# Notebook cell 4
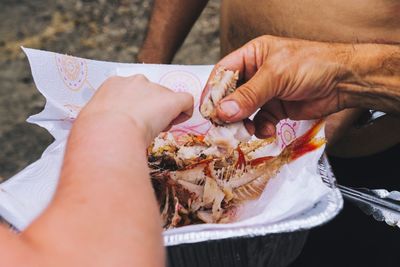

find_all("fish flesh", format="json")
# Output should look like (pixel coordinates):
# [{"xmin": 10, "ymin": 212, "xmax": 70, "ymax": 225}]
[
  {"xmin": 200, "ymin": 67, "xmax": 251, "ymax": 152},
  {"xmin": 149, "ymin": 120, "xmax": 325, "ymax": 229},
  {"xmin": 149, "ymin": 67, "xmax": 325, "ymax": 229},
  {"xmin": 200, "ymin": 67, "xmax": 239, "ymax": 125}
]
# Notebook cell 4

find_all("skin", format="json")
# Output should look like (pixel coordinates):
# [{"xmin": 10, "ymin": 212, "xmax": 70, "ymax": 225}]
[
  {"xmin": 0, "ymin": 75, "xmax": 193, "ymax": 267},
  {"xmin": 138, "ymin": 0, "xmax": 400, "ymax": 156},
  {"xmin": 138, "ymin": 0, "xmax": 209, "ymax": 64},
  {"xmin": 220, "ymin": 0, "xmax": 400, "ymax": 54},
  {"xmin": 219, "ymin": 0, "xmax": 400, "ymax": 151},
  {"xmin": 201, "ymin": 36, "xmax": 400, "ymax": 137}
]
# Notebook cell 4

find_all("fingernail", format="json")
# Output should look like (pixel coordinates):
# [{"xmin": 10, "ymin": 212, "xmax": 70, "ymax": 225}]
[{"xmin": 220, "ymin": 101, "xmax": 240, "ymax": 117}]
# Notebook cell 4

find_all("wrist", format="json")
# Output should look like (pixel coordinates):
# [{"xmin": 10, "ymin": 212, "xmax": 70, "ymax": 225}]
[{"xmin": 336, "ymin": 43, "xmax": 400, "ymax": 113}]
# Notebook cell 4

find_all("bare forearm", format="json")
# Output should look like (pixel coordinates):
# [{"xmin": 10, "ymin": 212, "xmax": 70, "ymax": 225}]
[
  {"xmin": 138, "ymin": 0, "xmax": 209, "ymax": 63},
  {"xmin": 339, "ymin": 44, "xmax": 400, "ymax": 114},
  {"xmin": 0, "ymin": 73, "xmax": 192, "ymax": 266},
  {"xmin": 22, "ymin": 113, "xmax": 164, "ymax": 267}
]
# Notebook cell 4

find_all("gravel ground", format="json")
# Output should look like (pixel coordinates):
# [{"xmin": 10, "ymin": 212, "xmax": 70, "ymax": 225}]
[{"xmin": 0, "ymin": 0, "xmax": 220, "ymax": 180}]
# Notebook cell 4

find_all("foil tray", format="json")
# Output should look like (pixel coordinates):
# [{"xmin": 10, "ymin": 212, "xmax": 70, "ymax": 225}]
[
  {"xmin": 163, "ymin": 154, "xmax": 343, "ymax": 246},
  {"xmin": 165, "ymin": 154, "xmax": 342, "ymax": 267},
  {"xmin": 167, "ymin": 231, "xmax": 309, "ymax": 267},
  {"xmin": 0, "ymin": 154, "xmax": 342, "ymax": 241},
  {"xmin": 0, "ymin": 154, "xmax": 342, "ymax": 267}
]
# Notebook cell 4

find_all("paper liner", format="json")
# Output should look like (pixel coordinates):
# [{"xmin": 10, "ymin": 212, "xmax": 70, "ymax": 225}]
[{"xmin": 0, "ymin": 48, "xmax": 343, "ymax": 246}]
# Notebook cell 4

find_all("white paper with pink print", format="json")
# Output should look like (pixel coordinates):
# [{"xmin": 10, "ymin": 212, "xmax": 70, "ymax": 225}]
[{"xmin": 0, "ymin": 48, "xmax": 342, "ymax": 245}]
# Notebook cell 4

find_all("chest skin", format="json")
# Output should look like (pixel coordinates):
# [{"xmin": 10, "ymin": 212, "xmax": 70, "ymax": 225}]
[{"xmin": 220, "ymin": 0, "xmax": 400, "ymax": 55}]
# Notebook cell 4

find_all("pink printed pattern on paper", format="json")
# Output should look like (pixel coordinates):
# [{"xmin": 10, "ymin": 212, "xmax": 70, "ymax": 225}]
[
  {"xmin": 277, "ymin": 119, "xmax": 298, "ymax": 148},
  {"xmin": 159, "ymin": 70, "xmax": 202, "ymax": 107},
  {"xmin": 170, "ymin": 121, "xmax": 211, "ymax": 138},
  {"xmin": 56, "ymin": 54, "xmax": 88, "ymax": 91}
]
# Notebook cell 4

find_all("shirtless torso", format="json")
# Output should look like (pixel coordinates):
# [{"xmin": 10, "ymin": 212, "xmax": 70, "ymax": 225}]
[
  {"xmin": 139, "ymin": 0, "xmax": 400, "ymax": 157},
  {"xmin": 136, "ymin": 1, "xmax": 399, "ymax": 265},
  {"xmin": 221, "ymin": 0, "xmax": 400, "ymax": 54},
  {"xmin": 219, "ymin": 0, "xmax": 400, "ymax": 156}
]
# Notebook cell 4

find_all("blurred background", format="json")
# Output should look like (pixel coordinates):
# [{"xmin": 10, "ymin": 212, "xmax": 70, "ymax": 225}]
[{"xmin": 0, "ymin": 0, "xmax": 220, "ymax": 180}]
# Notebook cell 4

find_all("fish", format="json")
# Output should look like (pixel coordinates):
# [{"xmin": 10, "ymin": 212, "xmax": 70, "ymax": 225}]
[
  {"xmin": 149, "ymin": 119, "xmax": 325, "ymax": 229},
  {"xmin": 200, "ymin": 67, "xmax": 251, "ymax": 152},
  {"xmin": 200, "ymin": 67, "xmax": 239, "ymax": 125}
]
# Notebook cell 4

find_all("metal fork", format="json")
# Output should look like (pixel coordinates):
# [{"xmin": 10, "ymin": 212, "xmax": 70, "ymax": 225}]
[{"xmin": 319, "ymin": 155, "xmax": 400, "ymax": 227}]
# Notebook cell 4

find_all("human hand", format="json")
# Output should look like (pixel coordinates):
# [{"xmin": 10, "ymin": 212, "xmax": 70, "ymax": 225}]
[
  {"xmin": 81, "ymin": 75, "xmax": 193, "ymax": 144},
  {"xmin": 201, "ymin": 35, "xmax": 353, "ymax": 138}
]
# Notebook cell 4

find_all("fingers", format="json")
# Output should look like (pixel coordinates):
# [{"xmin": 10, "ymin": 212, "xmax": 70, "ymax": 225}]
[
  {"xmin": 131, "ymin": 79, "xmax": 194, "ymax": 136},
  {"xmin": 90, "ymin": 74, "xmax": 195, "ymax": 142},
  {"xmin": 200, "ymin": 39, "xmax": 263, "ymax": 108},
  {"xmin": 216, "ymin": 67, "xmax": 276, "ymax": 122},
  {"xmin": 253, "ymin": 110, "xmax": 277, "ymax": 139},
  {"xmin": 169, "ymin": 112, "xmax": 192, "ymax": 126},
  {"xmin": 169, "ymin": 92, "xmax": 194, "ymax": 125},
  {"xmin": 159, "ymin": 91, "xmax": 194, "ymax": 128},
  {"xmin": 261, "ymin": 99, "xmax": 288, "ymax": 123},
  {"xmin": 175, "ymin": 92, "xmax": 194, "ymax": 117},
  {"xmin": 146, "ymin": 91, "xmax": 193, "ymax": 138},
  {"xmin": 217, "ymin": 43, "xmax": 261, "ymax": 79},
  {"xmin": 252, "ymin": 100, "xmax": 289, "ymax": 138},
  {"xmin": 243, "ymin": 118, "xmax": 256, "ymax": 136}
]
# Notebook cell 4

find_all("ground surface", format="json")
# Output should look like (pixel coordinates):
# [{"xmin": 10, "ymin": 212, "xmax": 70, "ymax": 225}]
[{"xmin": 0, "ymin": 0, "xmax": 220, "ymax": 180}]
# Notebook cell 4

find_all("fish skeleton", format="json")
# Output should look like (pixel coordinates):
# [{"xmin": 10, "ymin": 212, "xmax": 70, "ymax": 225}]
[{"xmin": 149, "ymin": 120, "xmax": 325, "ymax": 229}]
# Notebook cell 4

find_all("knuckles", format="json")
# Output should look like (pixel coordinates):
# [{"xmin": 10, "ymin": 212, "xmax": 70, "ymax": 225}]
[
  {"xmin": 129, "ymin": 74, "xmax": 149, "ymax": 82},
  {"xmin": 105, "ymin": 74, "xmax": 150, "ymax": 85}
]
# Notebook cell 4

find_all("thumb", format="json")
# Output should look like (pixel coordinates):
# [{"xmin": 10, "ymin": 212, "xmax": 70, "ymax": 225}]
[
  {"xmin": 171, "ymin": 92, "xmax": 194, "ymax": 120},
  {"xmin": 216, "ymin": 68, "xmax": 276, "ymax": 122}
]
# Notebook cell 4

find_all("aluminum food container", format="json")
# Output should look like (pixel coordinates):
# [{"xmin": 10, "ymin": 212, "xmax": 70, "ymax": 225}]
[
  {"xmin": 164, "ymin": 154, "xmax": 342, "ymax": 267},
  {"xmin": 0, "ymin": 155, "xmax": 341, "ymax": 267}
]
